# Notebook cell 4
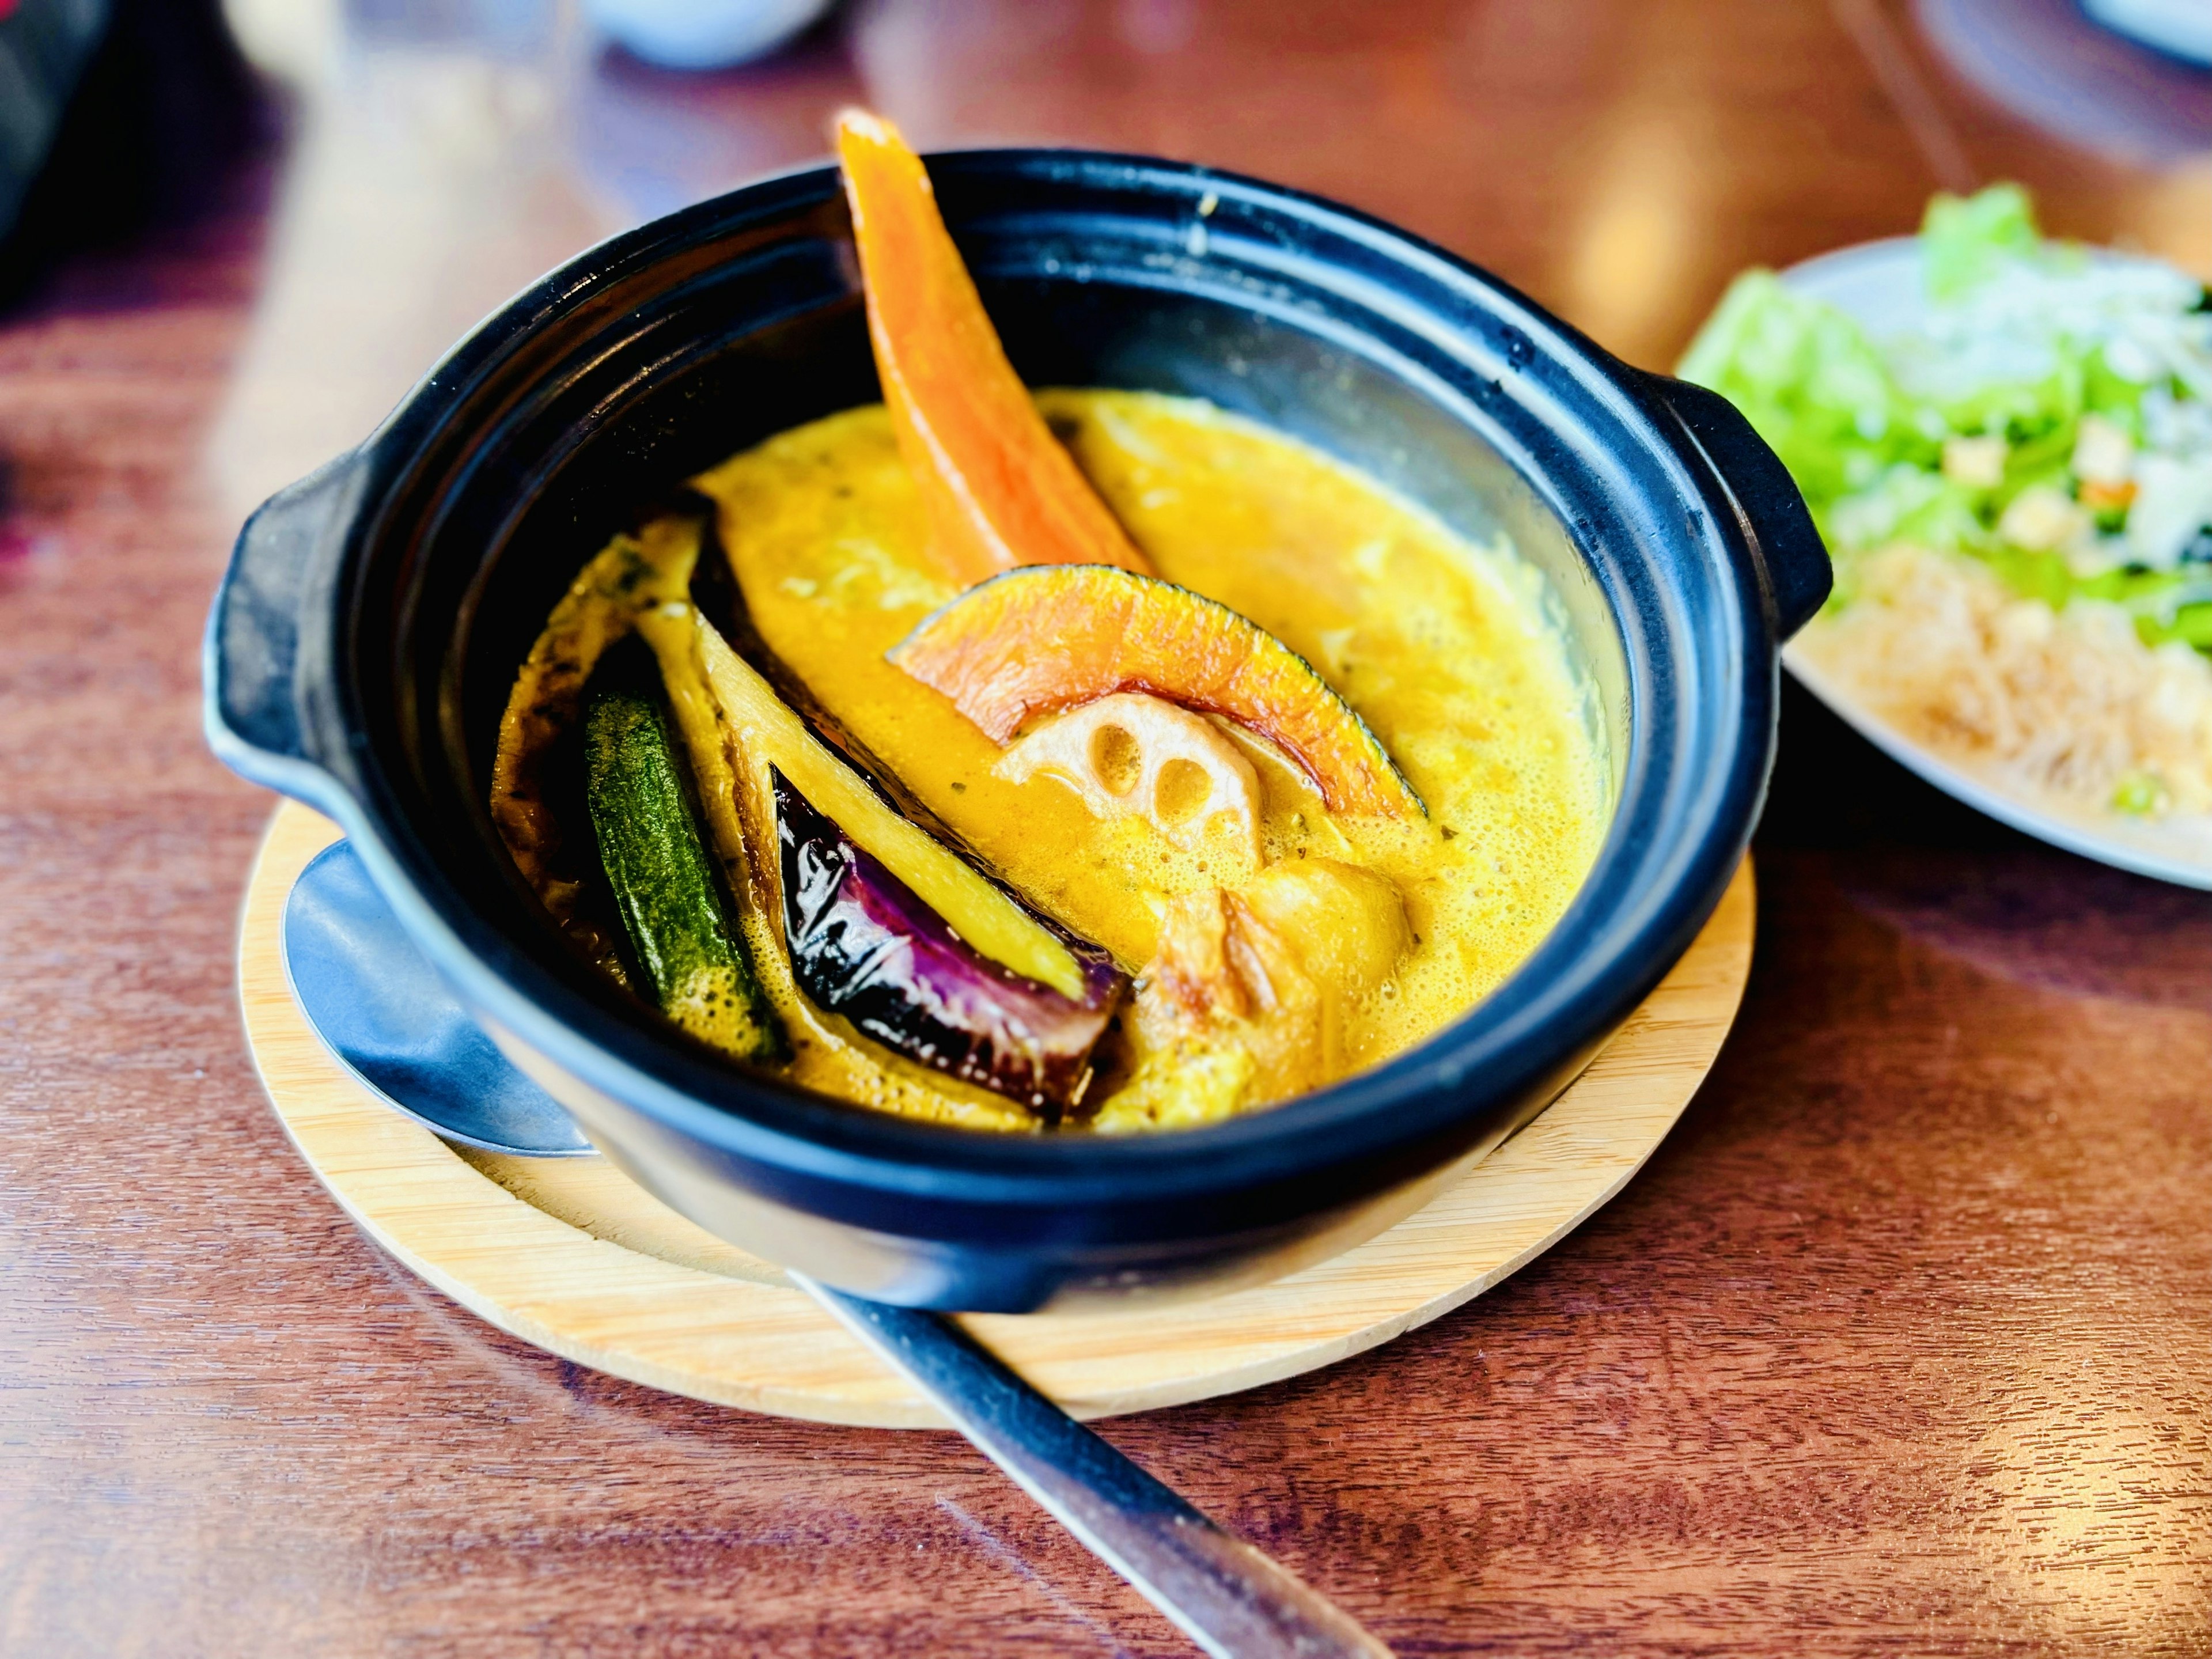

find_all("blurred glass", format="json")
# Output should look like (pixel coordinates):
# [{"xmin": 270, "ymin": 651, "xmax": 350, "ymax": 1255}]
[
  {"xmin": 1918, "ymin": 0, "xmax": 2212, "ymax": 167},
  {"xmin": 210, "ymin": 0, "xmax": 858, "ymax": 518},
  {"xmin": 579, "ymin": 0, "xmax": 832, "ymax": 70},
  {"xmin": 2084, "ymin": 0, "xmax": 2212, "ymax": 66}
]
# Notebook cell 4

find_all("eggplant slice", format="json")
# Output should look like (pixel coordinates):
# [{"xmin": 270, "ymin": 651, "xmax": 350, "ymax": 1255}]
[{"xmin": 772, "ymin": 768, "xmax": 1125, "ymax": 1117}]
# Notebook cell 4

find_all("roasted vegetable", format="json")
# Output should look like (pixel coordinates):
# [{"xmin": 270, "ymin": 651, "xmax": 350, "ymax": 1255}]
[
  {"xmin": 585, "ymin": 668, "xmax": 784, "ymax": 1062},
  {"xmin": 834, "ymin": 108, "xmax": 1153, "ymax": 586},
  {"xmin": 638, "ymin": 600, "xmax": 1093, "ymax": 999},
  {"xmin": 490, "ymin": 517, "xmax": 701, "ymax": 975},
  {"xmin": 774, "ymin": 768, "xmax": 1123, "ymax": 1115},
  {"xmin": 889, "ymin": 563, "xmax": 1425, "ymax": 819}
]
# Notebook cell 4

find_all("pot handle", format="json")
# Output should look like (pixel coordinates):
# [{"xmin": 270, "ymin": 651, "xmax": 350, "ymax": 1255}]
[
  {"xmin": 201, "ymin": 449, "xmax": 370, "ymax": 816},
  {"xmin": 1647, "ymin": 374, "xmax": 1831, "ymax": 639}
]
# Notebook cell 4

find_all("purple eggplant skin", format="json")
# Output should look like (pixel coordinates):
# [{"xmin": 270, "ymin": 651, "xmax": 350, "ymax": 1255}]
[{"xmin": 772, "ymin": 769, "xmax": 1126, "ymax": 1117}]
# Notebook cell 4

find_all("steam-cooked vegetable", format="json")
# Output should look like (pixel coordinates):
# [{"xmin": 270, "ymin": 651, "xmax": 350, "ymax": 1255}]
[
  {"xmin": 834, "ymin": 108, "xmax": 1153, "ymax": 586},
  {"xmin": 993, "ymin": 692, "xmax": 1265, "ymax": 872},
  {"xmin": 774, "ymin": 769, "xmax": 1123, "ymax": 1114},
  {"xmin": 585, "ymin": 671, "xmax": 783, "ymax": 1062}
]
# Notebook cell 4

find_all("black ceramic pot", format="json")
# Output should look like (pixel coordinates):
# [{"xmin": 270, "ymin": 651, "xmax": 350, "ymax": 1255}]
[{"xmin": 206, "ymin": 150, "xmax": 1825, "ymax": 1312}]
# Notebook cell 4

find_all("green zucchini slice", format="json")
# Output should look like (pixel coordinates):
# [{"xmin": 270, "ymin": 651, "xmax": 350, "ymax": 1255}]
[{"xmin": 585, "ymin": 677, "xmax": 785, "ymax": 1063}]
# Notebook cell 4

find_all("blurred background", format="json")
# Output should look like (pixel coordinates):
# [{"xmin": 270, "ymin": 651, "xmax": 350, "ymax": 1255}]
[{"xmin": 1, "ymin": 0, "xmax": 2206, "ymax": 532}]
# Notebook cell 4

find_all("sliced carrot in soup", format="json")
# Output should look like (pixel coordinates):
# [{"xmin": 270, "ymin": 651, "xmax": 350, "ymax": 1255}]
[
  {"xmin": 834, "ymin": 109, "xmax": 1153, "ymax": 586},
  {"xmin": 888, "ymin": 565, "xmax": 1424, "ymax": 820}
]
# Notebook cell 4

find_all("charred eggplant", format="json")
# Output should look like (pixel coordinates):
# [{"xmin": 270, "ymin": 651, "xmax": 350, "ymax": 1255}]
[{"xmin": 773, "ymin": 768, "xmax": 1124, "ymax": 1115}]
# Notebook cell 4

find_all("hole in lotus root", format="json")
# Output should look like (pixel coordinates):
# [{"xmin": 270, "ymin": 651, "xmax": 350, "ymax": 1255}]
[
  {"xmin": 1154, "ymin": 758, "xmax": 1213, "ymax": 824},
  {"xmin": 1091, "ymin": 724, "xmax": 1143, "ymax": 796},
  {"xmin": 995, "ymin": 693, "xmax": 1264, "ymax": 872}
]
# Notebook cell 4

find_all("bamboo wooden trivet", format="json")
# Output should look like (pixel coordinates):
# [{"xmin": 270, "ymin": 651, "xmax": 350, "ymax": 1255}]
[{"xmin": 238, "ymin": 800, "xmax": 1752, "ymax": 1427}]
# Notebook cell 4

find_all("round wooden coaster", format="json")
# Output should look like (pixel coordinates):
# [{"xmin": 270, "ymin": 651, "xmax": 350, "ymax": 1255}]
[{"xmin": 238, "ymin": 800, "xmax": 1753, "ymax": 1428}]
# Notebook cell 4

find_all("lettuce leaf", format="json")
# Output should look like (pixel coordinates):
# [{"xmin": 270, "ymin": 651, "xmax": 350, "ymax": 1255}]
[
  {"xmin": 1921, "ymin": 182, "xmax": 2038, "ymax": 302},
  {"xmin": 1676, "ymin": 270, "xmax": 1929, "ymax": 520}
]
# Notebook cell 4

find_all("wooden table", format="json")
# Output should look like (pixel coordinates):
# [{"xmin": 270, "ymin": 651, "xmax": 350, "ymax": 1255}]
[{"xmin": 2, "ymin": 3, "xmax": 2205, "ymax": 1652}]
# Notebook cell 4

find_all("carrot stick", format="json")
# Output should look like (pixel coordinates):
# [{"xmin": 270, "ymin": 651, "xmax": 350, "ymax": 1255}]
[{"xmin": 834, "ymin": 108, "xmax": 1153, "ymax": 586}]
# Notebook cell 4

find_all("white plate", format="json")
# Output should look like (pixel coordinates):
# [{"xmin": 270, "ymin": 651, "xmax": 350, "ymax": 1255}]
[{"xmin": 1777, "ymin": 238, "xmax": 2212, "ymax": 890}]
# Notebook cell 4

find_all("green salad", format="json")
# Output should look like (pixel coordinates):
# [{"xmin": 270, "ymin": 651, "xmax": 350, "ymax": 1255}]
[{"xmin": 1680, "ymin": 185, "xmax": 2212, "ymax": 648}]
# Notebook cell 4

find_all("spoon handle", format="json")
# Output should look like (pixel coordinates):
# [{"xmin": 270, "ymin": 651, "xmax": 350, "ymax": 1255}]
[{"xmin": 795, "ymin": 1275, "xmax": 1393, "ymax": 1659}]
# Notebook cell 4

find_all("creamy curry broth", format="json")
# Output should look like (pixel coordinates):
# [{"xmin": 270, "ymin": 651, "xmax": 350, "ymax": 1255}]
[{"xmin": 664, "ymin": 389, "xmax": 1608, "ymax": 1127}]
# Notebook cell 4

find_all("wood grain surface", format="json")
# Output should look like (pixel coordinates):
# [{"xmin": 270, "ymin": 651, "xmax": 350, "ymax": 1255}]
[
  {"xmin": 2, "ymin": 2, "xmax": 2207, "ymax": 1654},
  {"xmin": 238, "ymin": 802, "xmax": 1753, "ymax": 1427}
]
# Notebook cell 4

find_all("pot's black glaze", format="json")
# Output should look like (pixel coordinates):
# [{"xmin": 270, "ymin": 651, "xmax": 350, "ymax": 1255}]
[{"xmin": 206, "ymin": 150, "xmax": 1825, "ymax": 1311}]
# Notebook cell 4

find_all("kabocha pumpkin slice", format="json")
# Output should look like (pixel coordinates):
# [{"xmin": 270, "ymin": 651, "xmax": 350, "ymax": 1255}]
[
  {"xmin": 585, "ymin": 661, "xmax": 785, "ymax": 1063},
  {"xmin": 889, "ymin": 565, "xmax": 1426, "ymax": 819},
  {"xmin": 835, "ymin": 108, "xmax": 1153, "ymax": 586},
  {"xmin": 774, "ymin": 770, "xmax": 1123, "ymax": 1115}
]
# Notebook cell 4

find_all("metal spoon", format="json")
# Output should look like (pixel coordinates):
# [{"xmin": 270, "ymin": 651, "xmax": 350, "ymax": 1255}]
[
  {"xmin": 282, "ymin": 840, "xmax": 593, "ymax": 1157},
  {"xmin": 281, "ymin": 839, "xmax": 1392, "ymax": 1658}
]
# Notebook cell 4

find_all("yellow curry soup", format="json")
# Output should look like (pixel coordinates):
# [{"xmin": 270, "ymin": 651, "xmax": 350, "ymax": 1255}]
[{"xmin": 683, "ymin": 389, "xmax": 1607, "ymax": 1127}]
